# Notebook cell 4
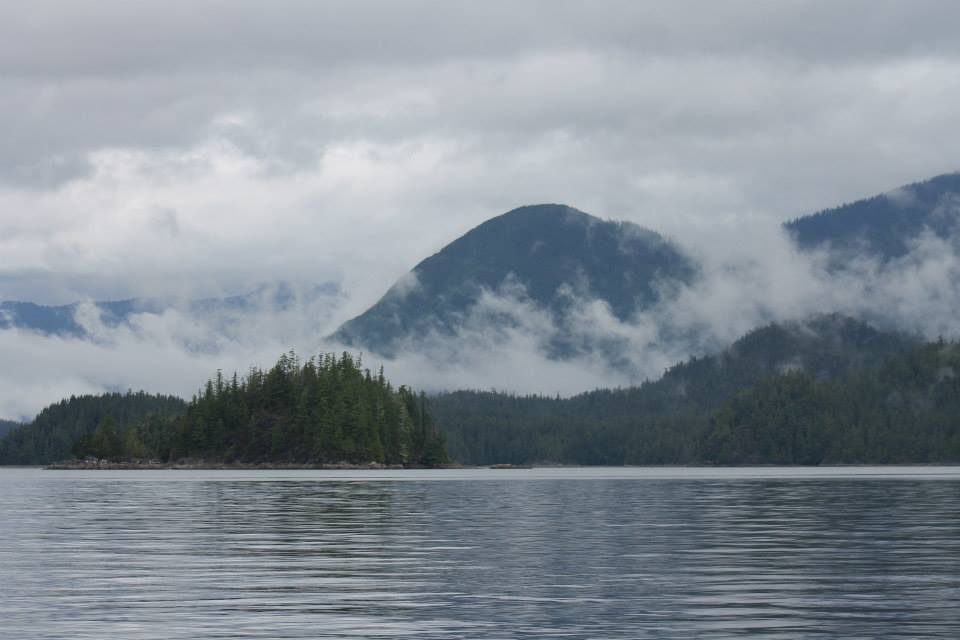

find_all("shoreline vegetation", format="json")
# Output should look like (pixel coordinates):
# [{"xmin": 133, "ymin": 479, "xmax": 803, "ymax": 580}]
[
  {"xmin": 39, "ymin": 460, "xmax": 958, "ymax": 470},
  {"xmin": 4, "ymin": 320, "xmax": 960, "ymax": 469},
  {"xmin": 44, "ymin": 458, "xmax": 456, "ymax": 470},
  {"xmin": 1, "ymin": 352, "xmax": 450, "ymax": 469}
]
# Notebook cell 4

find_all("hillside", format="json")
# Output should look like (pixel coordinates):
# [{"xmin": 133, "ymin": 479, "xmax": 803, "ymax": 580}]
[
  {"xmin": 331, "ymin": 204, "xmax": 696, "ymax": 356},
  {"xmin": 705, "ymin": 339, "xmax": 960, "ymax": 464},
  {"xmin": 429, "ymin": 315, "xmax": 919, "ymax": 464},
  {"xmin": 785, "ymin": 172, "xmax": 960, "ymax": 262}
]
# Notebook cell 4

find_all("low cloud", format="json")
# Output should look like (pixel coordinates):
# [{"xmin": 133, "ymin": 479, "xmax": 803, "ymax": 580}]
[
  {"xmin": 3, "ymin": 219, "xmax": 960, "ymax": 420},
  {"xmin": 5, "ymin": 2, "xmax": 960, "ymax": 417}
]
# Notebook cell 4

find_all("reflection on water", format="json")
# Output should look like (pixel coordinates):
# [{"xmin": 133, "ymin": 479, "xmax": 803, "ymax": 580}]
[{"xmin": 1, "ymin": 467, "xmax": 959, "ymax": 639}]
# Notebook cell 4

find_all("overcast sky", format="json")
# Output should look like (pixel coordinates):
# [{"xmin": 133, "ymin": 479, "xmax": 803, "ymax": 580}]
[
  {"xmin": 4, "ymin": 2, "xmax": 960, "ymax": 418},
  {"xmin": 2, "ymin": 0, "xmax": 960, "ymax": 311}
]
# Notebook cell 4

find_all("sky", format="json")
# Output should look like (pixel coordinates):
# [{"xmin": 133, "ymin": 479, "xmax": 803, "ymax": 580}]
[{"xmin": 2, "ymin": 1, "xmax": 960, "ymax": 418}]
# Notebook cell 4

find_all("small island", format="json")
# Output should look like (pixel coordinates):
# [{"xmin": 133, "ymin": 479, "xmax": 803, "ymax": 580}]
[{"xmin": 1, "ymin": 352, "xmax": 448, "ymax": 469}]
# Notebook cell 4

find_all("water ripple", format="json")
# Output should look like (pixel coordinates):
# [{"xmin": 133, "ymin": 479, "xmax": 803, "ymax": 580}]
[{"xmin": 1, "ymin": 468, "xmax": 959, "ymax": 638}]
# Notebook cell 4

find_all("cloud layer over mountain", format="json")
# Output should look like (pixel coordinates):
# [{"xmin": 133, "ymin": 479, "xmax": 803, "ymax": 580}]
[
  {"xmin": 4, "ymin": 2, "xmax": 960, "ymax": 418},
  {"xmin": 4, "ymin": 2, "xmax": 960, "ymax": 305},
  {"xmin": 3, "ymin": 190, "xmax": 960, "ymax": 421}
]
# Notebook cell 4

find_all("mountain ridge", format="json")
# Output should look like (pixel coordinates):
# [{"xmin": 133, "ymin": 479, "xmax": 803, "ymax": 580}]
[
  {"xmin": 430, "ymin": 313, "xmax": 921, "ymax": 465},
  {"xmin": 333, "ymin": 171, "xmax": 960, "ymax": 359},
  {"xmin": 785, "ymin": 171, "xmax": 960, "ymax": 262},
  {"xmin": 0, "ymin": 282, "xmax": 342, "ymax": 338},
  {"xmin": 331, "ymin": 203, "xmax": 697, "ymax": 355}
]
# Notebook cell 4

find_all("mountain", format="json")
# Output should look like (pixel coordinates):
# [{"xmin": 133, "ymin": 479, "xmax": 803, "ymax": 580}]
[
  {"xmin": 786, "ymin": 172, "xmax": 960, "ymax": 262},
  {"xmin": 0, "ymin": 298, "xmax": 161, "ymax": 337},
  {"xmin": 0, "ymin": 282, "xmax": 342, "ymax": 339},
  {"xmin": 429, "ymin": 314, "xmax": 919, "ymax": 465},
  {"xmin": 332, "ymin": 204, "xmax": 696, "ymax": 356},
  {"xmin": 335, "ymin": 174, "xmax": 960, "ymax": 360}
]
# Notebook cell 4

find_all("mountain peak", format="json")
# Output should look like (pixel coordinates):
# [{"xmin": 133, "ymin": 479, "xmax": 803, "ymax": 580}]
[{"xmin": 331, "ymin": 204, "xmax": 695, "ymax": 356}]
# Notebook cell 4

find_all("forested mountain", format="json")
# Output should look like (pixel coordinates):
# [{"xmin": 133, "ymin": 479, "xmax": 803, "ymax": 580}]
[
  {"xmin": 0, "ymin": 281, "xmax": 341, "ymax": 338},
  {"xmin": 334, "ymin": 174, "xmax": 960, "ymax": 359},
  {"xmin": 429, "ymin": 315, "xmax": 921, "ymax": 465},
  {"xmin": 332, "ymin": 204, "xmax": 695, "ymax": 356},
  {"xmin": 785, "ymin": 172, "xmax": 960, "ymax": 262},
  {"xmin": 6, "ymin": 173, "xmax": 958, "ymax": 361},
  {"xmin": 0, "ymin": 392, "xmax": 187, "ymax": 465}
]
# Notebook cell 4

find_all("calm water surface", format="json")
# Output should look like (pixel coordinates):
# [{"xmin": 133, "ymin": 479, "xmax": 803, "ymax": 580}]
[{"xmin": 1, "ymin": 466, "xmax": 959, "ymax": 639}]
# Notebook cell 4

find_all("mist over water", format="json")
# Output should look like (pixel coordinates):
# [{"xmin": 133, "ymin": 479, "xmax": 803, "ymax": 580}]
[{"xmin": 2, "ymin": 467, "xmax": 959, "ymax": 639}]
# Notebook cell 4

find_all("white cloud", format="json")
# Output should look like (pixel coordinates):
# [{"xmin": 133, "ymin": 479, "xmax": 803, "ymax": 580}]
[{"xmin": 4, "ymin": 2, "xmax": 960, "ymax": 416}]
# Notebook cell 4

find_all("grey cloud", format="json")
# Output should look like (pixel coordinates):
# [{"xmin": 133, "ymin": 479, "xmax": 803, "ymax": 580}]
[
  {"xmin": 3, "ymin": 215, "xmax": 960, "ymax": 420},
  {"xmin": 4, "ymin": 1, "xmax": 960, "ymax": 77},
  {"xmin": 4, "ymin": 2, "xmax": 960, "ymax": 415}
]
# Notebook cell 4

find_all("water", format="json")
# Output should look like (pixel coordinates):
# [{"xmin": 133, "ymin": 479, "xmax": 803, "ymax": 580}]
[{"xmin": 1, "ymin": 467, "xmax": 959, "ymax": 639}]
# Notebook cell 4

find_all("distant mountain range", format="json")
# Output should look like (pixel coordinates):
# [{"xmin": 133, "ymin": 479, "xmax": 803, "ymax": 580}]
[
  {"xmin": 0, "ymin": 282, "xmax": 342, "ymax": 339},
  {"xmin": 3, "ymin": 172, "xmax": 959, "ymax": 365},
  {"xmin": 5, "ymin": 172, "xmax": 959, "ymax": 464},
  {"xmin": 333, "ymin": 172, "xmax": 960, "ymax": 356}
]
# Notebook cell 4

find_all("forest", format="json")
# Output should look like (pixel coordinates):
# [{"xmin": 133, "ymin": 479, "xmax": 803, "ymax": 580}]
[
  {"xmin": 152, "ymin": 351, "xmax": 448, "ymax": 465},
  {"xmin": 430, "ymin": 316, "xmax": 960, "ymax": 465},
  {"xmin": 0, "ymin": 392, "xmax": 186, "ymax": 465},
  {"xmin": 0, "ymin": 352, "xmax": 448, "ymax": 467},
  {"xmin": 2, "ymin": 317, "xmax": 959, "ymax": 467},
  {"xmin": 0, "ymin": 419, "xmax": 21, "ymax": 439},
  {"xmin": 704, "ymin": 339, "xmax": 960, "ymax": 463}
]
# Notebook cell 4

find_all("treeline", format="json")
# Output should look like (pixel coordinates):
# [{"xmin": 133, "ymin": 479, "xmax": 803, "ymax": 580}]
[
  {"xmin": 158, "ymin": 352, "xmax": 447, "ymax": 465},
  {"xmin": 0, "ymin": 392, "xmax": 186, "ymax": 465},
  {"xmin": 431, "ymin": 315, "xmax": 958, "ymax": 465},
  {"xmin": 706, "ymin": 339, "xmax": 960, "ymax": 463},
  {"xmin": 3, "ymin": 316, "xmax": 956, "ymax": 467},
  {"xmin": 0, "ymin": 352, "xmax": 448, "ymax": 466},
  {"xmin": 0, "ymin": 419, "xmax": 21, "ymax": 439}
]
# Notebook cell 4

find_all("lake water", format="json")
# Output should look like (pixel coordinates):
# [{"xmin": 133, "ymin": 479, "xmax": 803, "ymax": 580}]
[{"xmin": 1, "ymin": 466, "xmax": 959, "ymax": 639}]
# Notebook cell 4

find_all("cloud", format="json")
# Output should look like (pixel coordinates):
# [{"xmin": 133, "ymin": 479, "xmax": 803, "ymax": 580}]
[
  {"xmin": 4, "ymin": 3, "xmax": 960, "ymax": 306},
  {"xmin": 0, "ymin": 282, "xmax": 344, "ymax": 420},
  {"xmin": 5, "ymin": 2, "xmax": 960, "ymax": 415},
  {"xmin": 339, "ymin": 217, "xmax": 960, "ymax": 397},
  {"xmin": 3, "ymin": 212, "xmax": 960, "ymax": 420}
]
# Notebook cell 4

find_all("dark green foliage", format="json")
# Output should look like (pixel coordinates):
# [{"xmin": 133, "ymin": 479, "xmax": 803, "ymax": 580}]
[
  {"xmin": 165, "ymin": 352, "xmax": 447, "ymax": 465},
  {"xmin": 0, "ymin": 419, "xmax": 21, "ymax": 439},
  {"xmin": 431, "ymin": 315, "xmax": 922, "ymax": 465},
  {"xmin": 786, "ymin": 172, "xmax": 960, "ymax": 263},
  {"xmin": 705, "ymin": 340, "xmax": 960, "ymax": 464},
  {"xmin": 333, "ymin": 204, "xmax": 695, "ymax": 356},
  {"xmin": 0, "ymin": 392, "xmax": 186, "ymax": 465},
  {"xmin": 73, "ymin": 417, "xmax": 125, "ymax": 461}
]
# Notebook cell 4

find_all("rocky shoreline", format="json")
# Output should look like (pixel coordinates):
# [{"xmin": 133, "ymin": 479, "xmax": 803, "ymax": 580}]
[{"xmin": 45, "ymin": 458, "xmax": 432, "ymax": 470}]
